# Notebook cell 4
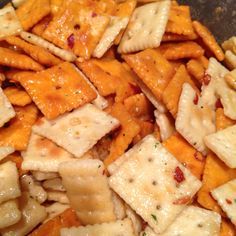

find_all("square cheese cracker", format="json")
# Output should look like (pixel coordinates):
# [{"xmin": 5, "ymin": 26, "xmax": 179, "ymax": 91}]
[
  {"xmin": 118, "ymin": 0, "xmax": 171, "ymax": 53},
  {"xmin": 109, "ymin": 135, "xmax": 202, "ymax": 234},
  {"xmin": 211, "ymin": 179, "xmax": 236, "ymax": 226},
  {"xmin": 33, "ymin": 103, "xmax": 119, "ymax": 158}
]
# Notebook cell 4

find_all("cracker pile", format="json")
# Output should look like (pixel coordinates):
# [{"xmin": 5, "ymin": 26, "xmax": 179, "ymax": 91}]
[{"xmin": 0, "ymin": 0, "xmax": 235, "ymax": 235}]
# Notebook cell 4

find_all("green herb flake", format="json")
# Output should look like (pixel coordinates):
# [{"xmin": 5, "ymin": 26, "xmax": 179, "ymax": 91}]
[
  {"xmin": 142, "ymin": 233, "xmax": 147, "ymax": 236},
  {"xmin": 154, "ymin": 142, "xmax": 159, "ymax": 148},
  {"xmin": 151, "ymin": 214, "xmax": 157, "ymax": 222},
  {"xmin": 234, "ymin": 199, "xmax": 236, "ymax": 204}
]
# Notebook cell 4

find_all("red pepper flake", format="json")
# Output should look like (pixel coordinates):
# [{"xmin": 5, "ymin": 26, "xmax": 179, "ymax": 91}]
[
  {"xmin": 174, "ymin": 166, "xmax": 185, "ymax": 183},
  {"xmin": 226, "ymin": 198, "xmax": 232, "ymax": 204},
  {"xmin": 194, "ymin": 151, "xmax": 204, "ymax": 162},
  {"xmin": 67, "ymin": 34, "xmax": 75, "ymax": 49},
  {"xmin": 129, "ymin": 83, "xmax": 141, "ymax": 94},
  {"xmin": 215, "ymin": 98, "xmax": 223, "ymax": 109},
  {"xmin": 173, "ymin": 196, "xmax": 191, "ymax": 205},
  {"xmin": 193, "ymin": 93, "xmax": 199, "ymax": 105},
  {"xmin": 141, "ymin": 220, "xmax": 148, "ymax": 231},
  {"xmin": 203, "ymin": 74, "xmax": 211, "ymax": 85},
  {"xmin": 91, "ymin": 12, "xmax": 97, "ymax": 17}
]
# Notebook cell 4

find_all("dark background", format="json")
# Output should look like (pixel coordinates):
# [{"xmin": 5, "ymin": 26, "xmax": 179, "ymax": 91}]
[{"xmin": 180, "ymin": 0, "xmax": 236, "ymax": 43}]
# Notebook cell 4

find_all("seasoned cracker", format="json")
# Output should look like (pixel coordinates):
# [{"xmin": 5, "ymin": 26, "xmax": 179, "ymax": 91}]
[
  {"xmin": 43, "ymin": 178, "xmax": 65, "ymax": 192},
  {"xmin": 224, "ymin": 50, "xmax": 236, "ymax": 70},
  {"xmin": 118, "ymin": 0, "xmax": 171, "ymax": 53},
  {"xmin": 15, "ymin": 62, "xmax": 97, "ymax": 119},
  {"xmin": 222, "ymin": 36, "xmax": 236, "ymax": 55},
  {"xmin": 0, "ymin": 104, "xmax": 38, "ymax": 151},
  {"xmin": 0, "ymin": 146, "xmax": 15, "ymax": 161},
  {"xmin": 16, "ymin": 0, "xmax": 50, "ymax": 30},
  {"xmin": 0, "ymin": 161, "xmax": 21, "ymax": 204},
  {"xmin": 32, "ymin": 171, "xmax": 59, "ymax": 181},
  {"xmin": 216, "ymin": 108, "xmax": 236, "ymax": 131},
  {"xmin": 211, "ymin": 179, "xmax": 236, "ymax": 226},
  {"xmin": 187, "ymin": 59, "xmax": 205, "ymax": 84},
  {"xmin": 175, "ymin": 83, "xmax": 215, "ymax": 154},
  {"xmin": 126, "ymin": 206, "xmax": 142, "ymax": 235},
  {"xmin": 20, "ymin": 31, "xmax": 77, "ymax": 62},
  {"xmin": 33, "ymin": 103, "xmax": 119, "ymax": 158},
  {"xmin": 12, "ymin": 0, "xmax": 27, "ymax": 8},
  {"xmin": 109, "ymin": 135, "xmax": 202, "ymax": 234},
  {"xmin": 0, "ymin": 47, "xmax": 43, "ymax": 71},
  {"xmin": 22, "ymin": 133, "xmax": 75, "ymax": 172},
  {"xmin": 31, "ymin": 15, "xmax": 52, "ymax": 36},
  {"xmin": 44, "ymin": 202, "xmax": 69, "ymax": 222},
  {"xmin": 162, "ymin": 32, "xmax": 198, "ymax": 42},
  {"xmin": 59, "ymin": 159, "xmax": 116, "ymax": 224},
  {"xmin": 220, "ymin": 219, "xmax": 236, "ymax": 236},
  {"xmin": 225, "ymin": 69, "xmax": 236, "ymax": 90},
  {"xmin": 0, "ymin": 87, "xmax": 15, "ymax": 128},
  {"xmin": 47, "ymin": 191, "xmax": 69, "ymax": 204},
  {"xmin": 60, "ymin": 218, "xmax": 135, "ymax": 236},
  {"xmin": 111, "ymin": 192, "xmax": 126, "ymax": 220},
  {"xmin": 0, "ymin": 5, "xmax": 23, "ymax": 40},
  {"xmin": 205, "ymin": 125, "xmax": 236, "ymax": 168}
]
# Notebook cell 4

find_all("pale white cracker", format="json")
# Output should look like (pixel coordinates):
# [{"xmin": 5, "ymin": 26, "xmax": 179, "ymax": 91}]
[
  {"xmin": 20, "ymin": 31, "xmax": 77, "ymax": 62},
  {"xmin": 32, "ymin": 171, "xmax": 59, "ymax": 181},
  {"xmin": 47, "ymin": 191, "xmax": 69, "ymax": 204},
  {"xmin": 0, "ymin": 146, "xmax": 15, "ymax": 161},
  {"xmin": 43, "ymin": 177, "xmax": 65, "ymax": 192},
  {"xmin": 205, "ymin": 124, "xmax": 236, "ymax": 168},
  {"xmin": 12, "ymin": 0, "xmax": 27, "ymax": 8},
  {"xmin": 211, "ymin": 179, "xmax": 236, "ymax": 226},
  {"xmin": 0, "ymin": 200, "xmax": 21, "ymax": 229},
  {"xmin": 126, "ymin": 206, "xmax": 143, "ymax": 236},
  {"xmin": 60, "ymin": 218, "xmax": 135, "ymax": 236},
  {"xmin": 0, "ymin": 87, "xmax": 15, "ymax": 128},
  {"xmin": 0, "ymin": 5, "xmax": 23, "ymax": 40},
  {"xmin": 0, "ymin": 193, "xmax": 47, "ymax": 236},
  {"xmin": 0, "ymin": 161, "xmax": 21, "ymax": 204},
  {"xmin": 59, "ymin": 159, "xmax": 116, "ymax": 225},
  {"xmin": 109, "ymin": 135, "xmax": 202, "ymax": 234},
  {"xmin": 224, "ymin": 50, "xmax": 236, "ymax": 70},
  {"xmin": 141, "ymin": 206, "xmax": 221, "ymax": 236},
  {"xmin": 222, "ymin": 36, "xmax": 236, "ymax": 55},
  {"xmin": 33, "ymin": 104, "xmax": 119, "ymax": 158},
  {"xmin": 118, "ymin": 0, "xmax": 171, "ymax": 53},
  {"xmin": 225, "ymin": 69, "xmax": 236, "ymax": 90},
  {"xmin": 93, "ymin": 16, "xmax": 129, "ymax": 58},
  {"xmin": 111, "ymin": 191, "xmax": 126, "ymax": 220},
  {"xmin": 175, "ymin": 83, "xmax": 215, "ymax": 154},
  {"xmin": 21, "ymin": 133, "xmax": 75, "ymax": 172}
]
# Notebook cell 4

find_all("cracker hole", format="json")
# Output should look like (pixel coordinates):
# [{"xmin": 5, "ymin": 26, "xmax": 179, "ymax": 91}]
[
  {"xmin": 152, "ymin": 180, "xmax": 157, "ymax": 186},
  {"xmin": 74, "ymin": 24, "xmax": 81, "ymax": 30},
  {"xmin": 156, "ymin": 205, "xmax": 161, "ymax": 210},
  {"xmin": 148, "ymin": 158, "xmax": 153, "ymax": 162},
  {"xmin": 55, "ymin": 85, "xmax": 61, "ymax": 90},
  {"xmin": 128, "ymin": 178, "xmax": 134, "ymax": 183}
]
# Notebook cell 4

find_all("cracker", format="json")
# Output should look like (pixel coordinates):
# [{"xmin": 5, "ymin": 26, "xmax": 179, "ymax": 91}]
[
  {"xmin": 20, "ymin": 31, "xmax": 77, "ymax": 62},
  {"xmin": 163, "ymin": 65, "xmax": 196, "ymax": 118},
  {"xmin": 0, "ymin": 161, "xmax": 21, "ymax": 204},
  {"xmin": 33, "ymin": 103, "xmax": 119, "ymax": 158},
  {"xmin": 59, "ymin": 159, "xmax": 116, "ymax": 225},
  {"xmin": 45, "ymin": 202, "xmax": 69, "ymax": 222},
  {"xmin": 216, "ymin": 108, "xmax": 236, "ymax": 131},
  {"xmin": 193, "ymin": 21, "xmax": 224, "ymax": 61},
  {"xmin": 126, "ymin": 206, "xmax": 142, "ymax": 235},
  {"xmin": 5, "ymin": 36, "xmax": 62, "ymax": 66},
  {"xmin": 224, "ymin": 50, "xmax": 236, "ymax": 70},
  {"xmin": 225, "ymin": 69, "xmax": 236, "ymax": 90},
  {"xmin": 47, "ymin": 191, "xmax": 69, "ymax": 204},
  {"xmin": 93, "ymin": 16, "xmax": 129, "ymax": 58},
  {"xmin": 118, "ymin": 0, "xmax": 171, "ymax": 53},
  {"xmin": 15, "ymin": 62, "xmax": 97, "ymax": 119},
  {"xmin": 162, "ymin": 32, "xmax": 198, "ymax": 42},
  {"xmin": 0, "ymin": 47, "xmax": 43, "ymax": 71},
  {"xmin": 197, "ymin": 153, "xmax": 236, "ymax": 214},
  {"xmin": 0, "ymin": 5, "xmax": 23, "ymax": 40},
  {"xmin": 220, "ymin": 219, "xmax": 236, "ymax": 236},
  {"xmin": 3, "ymin": 86, "xmax": 32, "ymax": 107},
  {"xmin": 211, "ymin": 179, "xmax": 236, "ymax": 226},
  {"xmin": 21, "ymin": 133, "xmax": 75, "ymax": 172},
  {"xmin": 111, "ymin": 192, "xmax": 126, "ymax": 220},
  {"xmin": 42, "ymin": 1, "xmax": 110, "ymax": 59},
  {"xmin": 0, "ymin": 146, "xmax": 15, "ymax": 161},
  {"xmin": 60, "ymin": 218, "xmax": 135, "ymax": 236},
  {"xmin": 222, "ymin": 36, "xmax": 236, "ymax": 55},
  {"xmin": 0, "ymin": 104, "xmax": 38, "ymax": 151},
  {"xmin": 159, "ymin": 41, "xmax": 204, "ymax": 60},
  {"xmin": 43, "ymin": 178, "xmax": 65, "ymax": 192},
  {"xmin": 187, "ymin": 59, "xmax": 205, "ymax": 84},
  {"xmin": 123, "ymin": 49, "xmax": 175, "ymax": 101},
  {"xmin": 12, "ymin": 0, "xmax": 27, "ymax": 8},
  {"xmin": 175, "ymin": 83, "xmax": 215, "ymax": 154},
  {"xmin": 50, "ymin": 0, "xmax": 64, "ymax": 16},
  {"xmin": 0, "ymin": 87, "xmax": 15, "ymax": 128},
  {"xmin": 109, "ymin": 135, "xmax": 202, "ymax": 234},
  {"xmin": 16, "ymin": 0, "xmax": 50, "ymax": 31},
  {"xmin": 0, "ymin": 193, "xmax": 47, "ymax": 236},
  {"xmin": 205, "ymin": 124, "xmax": 236, "ymax": 168},
  {"xmin": 32, "ymin": 171, "xmax": 59, "ymax": 181},
  {"xmin": 0, "ymin": 200, "xmax": 21, "ymax": 229},
  {"xmin": 166, "ymin": 5, "xmax": 194, "ymax": 36},
  {"xmin": 31, "ymin": 15, "xmax": 52, "ymax": 37}
]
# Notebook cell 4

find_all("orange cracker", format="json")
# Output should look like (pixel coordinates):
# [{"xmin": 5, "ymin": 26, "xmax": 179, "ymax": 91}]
[
  {"xmin": 15, "ymin": 62, "xmax": 97, "ymax": 120},
  {"xmin": 187, "ymin": 59, "xmax": 205, "ymax": 84},
  {"xmin": 50, "ymin": 0, "xmax": 64, "ymax": 16},
  {"xmin": 159, "ymin": 41, "xmax": 205, "ymax": 60},
  {"xmin": 216, "ymin": 108, "xmax": 236, "ymax": 131},
  {"xmin": 4, "ymin": 86, "xmax": 32, "ymax": 107},
  {"xmin": 163, "ymin": 65, "xmax": 196, "ymax": 118},
  {"xmin": 0, "ymin": 104, "xmax": 38, "ymax": 151},
  {"xmin": 42, "ymin": 0, "xmax": 110, "ymax": 59},
  {"xmin": 166, "ymin": 5, "xmax": 194, "ymax": 36},
  {"xmin": 0, "ymin": 47, "xmax": 43, "ymax": 71},
  {"xmin": 123, "ymin": 49, "xmax": 175, "ymax": 101},
  {"xmin": 220, "ymin": 219, "xmax": 236, "ymax": 236},
  {"xmin": 162, "ymin": 32, "xmax": 198, "ymax": 42},
  {"xmin": 197, "ymin": 153, "xmax": 236, "ymax": 215},
  {"xmin": 16, "ymin": 0, "xmax": 50, "ymax": 31},
  {"xmin": 31, "ymin": 16, "xmax": 52, "ymax": 36},
  {"xmin": 104, "ymin": 102, "xmax": 141, "ymax": 167},
  {"xmin": 163, "ymin": 133, "xmax": 205, "ymax": 180},
  {"xmin": 193, "ymin": 21, "xmax": 224, "ymax": 61},
  {"xmin": 5, "ymin": 36, "xmax": 62, "ymax": 67}
]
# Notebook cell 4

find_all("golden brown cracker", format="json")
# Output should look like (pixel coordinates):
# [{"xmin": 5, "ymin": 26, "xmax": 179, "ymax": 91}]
[
  {"xmin": 187, "ymin": 59, "xmax": 205, "ymax": 84},
  {"xmin": 123, "ymin": 49, "xmax": 175, "ymax": 101},
  {"xmin": 15, "ymin": 62, "xmax": 97, "ymax": 120},
  {"xmin": 220, "ymin": 219, "xmax": 236, "ymax": 236},
  {"xmin": 162, "ymin": 32, "xmax": 198, "ymax": 42},
  {"xmin": 193, "ymin": 21, "xmax": 224, "ymax": 61},
  {"xmin": 0, "ymin": 104, "xmax": 38, "ymax": 151},
  {"xmin": 216, "ymin": 108, "xmax": 236, "ymax": 131},
  {"xmin": 31, "ymin": 16, "xmax": 52, "ymax": 36},
  {"xmin": 5, "ymin": 36, "xmax": 62, "ymax": 66},
  {"xmin": 0, "ymin": 47, "xmax": 43, "ymax": 71},
  {"xmin": 16, "ymin": 0, "xmax": 50, "ymax": 30}
]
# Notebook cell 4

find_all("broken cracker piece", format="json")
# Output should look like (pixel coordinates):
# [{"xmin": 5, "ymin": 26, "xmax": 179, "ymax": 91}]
[
  {"xmin": 216, "ymin": 108, "xmax": 236, "ymax": 131},
  {"xmin": 222, "ymin": 36, "xmax": 236, "ymax": 54},
  {"xmin": 0, "ymin": 146, "xmax": 15, "ymax": 161},
  {"xmin": 224, "ymin": 50, "xmax": 236, "ymax": 70},
  {"xmin": 225, "ymin": 69, "xmax": 236, "ymax": 90},
  {"xmin": 43, "ymin": 178, "xmax": 65, "ymax": 192},
  {"xmin": 47, "ymin": 191, "xmax": 69, "ymax": 204}
]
